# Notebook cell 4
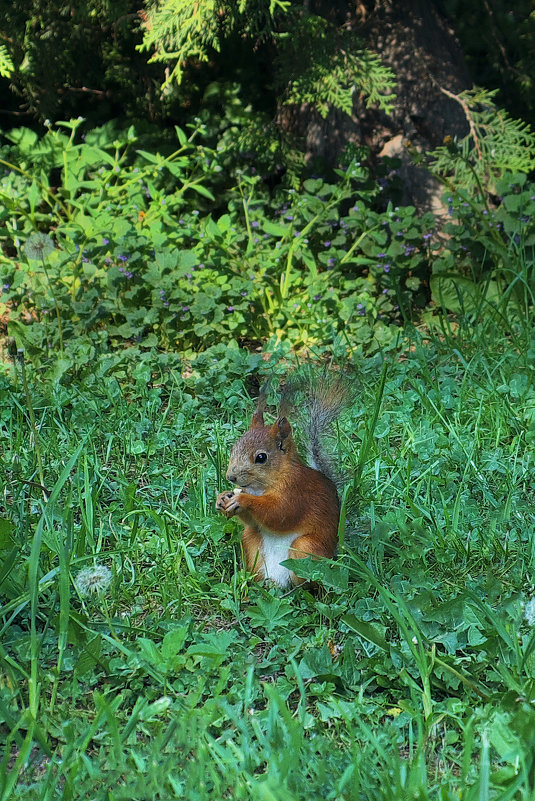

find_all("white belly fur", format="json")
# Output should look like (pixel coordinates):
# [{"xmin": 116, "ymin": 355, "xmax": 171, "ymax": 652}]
[{"xmin": 259, "ymin": 530, "xmax": 298, "ymax": 588}]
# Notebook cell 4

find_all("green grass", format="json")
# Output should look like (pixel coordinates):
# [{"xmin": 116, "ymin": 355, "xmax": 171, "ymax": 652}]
[{"xmin": 2, "ymin": 331, "xmax": 535, "ymax": 800}]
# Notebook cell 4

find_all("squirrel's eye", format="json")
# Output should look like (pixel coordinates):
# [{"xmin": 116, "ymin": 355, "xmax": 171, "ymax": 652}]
[{"xmin": 255, "ymin": 452, "xmax": 268, "ymax": 464}]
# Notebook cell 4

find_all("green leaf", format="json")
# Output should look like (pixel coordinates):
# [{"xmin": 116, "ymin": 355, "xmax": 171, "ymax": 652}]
[
  {"xmin": 189, "ymin": 183, "xmax": 215, "ymax": 200},
  {"xmin": 262, "ymin": 221, "xmax": 290, "ymax": 237},
  {"xmin": 342, "ymin": 614, "xmax": 388, "ymax": 651}
]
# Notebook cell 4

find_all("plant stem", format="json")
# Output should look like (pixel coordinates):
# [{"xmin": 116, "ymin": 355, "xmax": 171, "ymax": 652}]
[{"xmin": 18, "ymin": 348, "xmax": 47, "ymax": 500}]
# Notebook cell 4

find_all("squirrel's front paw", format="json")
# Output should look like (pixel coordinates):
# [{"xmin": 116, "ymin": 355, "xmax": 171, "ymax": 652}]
[
  {"xmin": 216, "ymin": 490, "xmax": 243, "ymax": 517},
  {"xmin": 216, "ymin": 489, "xmax": 242, "ymax": 518},
  {"xmin": 216, "ymin": 490, "xmax": 235, "ymax": 513}
]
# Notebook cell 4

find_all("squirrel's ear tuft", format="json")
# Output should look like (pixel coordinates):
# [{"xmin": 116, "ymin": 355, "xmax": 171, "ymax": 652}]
[
  {"xmin": 249, "ymin": 382, "xmax": 269, "ymax": 429},
  {"xmin": 250, "ymin": 409, "xmax": 264, "ymax": 428},
  {"xmin": 273, "ymin": 416, "xmax": 292, "ymax": 450}
]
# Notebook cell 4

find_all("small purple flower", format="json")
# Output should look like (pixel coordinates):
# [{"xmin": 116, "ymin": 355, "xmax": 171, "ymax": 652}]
[
  {"xmin": 377, "ymin": 253, "xmax": 386, "ymax": 259},
  {"xmin": 241, "ymin": 291, "xmax": 248, "ymax": 296},
  {"xmin": 294, "ymin": 231, "xmax": 301, "ymax": 237},
  {"xmin": 102, "ymin": 237, "xmax": 110, "ymax": 246},
  {"xmin": 182, "ymin": 305, "xmax": 190, "ymax": 311},
  {"xmin": 3, "ymin": 283, "xmax": 10, "ymax": 291},
  {"xmin": 404, "ymin": 246, "xmax": 416, "ymax": 256},
  {"xmin": 313, "ymin": 294, "xmax": 321, "ymax": 301},
  {"xmin": 118, "ymin": 254, "xmax": 128, "ymax": 262},
  {"xmin": 324, "ymin": 241, "xmax": 331, "ymax": 248},
  {"xmin": 285, "ymin": 215, "xmax": 294, "ymax": 221},
  {"xmin": 423, "ymin": 233, "xmax": 432, "ymax": 241},
  {"xmin": 327, "ymin": 257, "xmax": 336, "ymax": 267},
  {"xmin": 185, "ymin": 273, "xmax": 192, "ymax": 279},
  {"xmin": 227, "ymin": 306, "xmax": 234, "ymax": 312},
  {"xmin": 252, "ymin": 221, "xmax": 259, "ymax": 228},
  {"xmin": 384, "ymin": 264, "xmax": 391, "ymax": 273}
]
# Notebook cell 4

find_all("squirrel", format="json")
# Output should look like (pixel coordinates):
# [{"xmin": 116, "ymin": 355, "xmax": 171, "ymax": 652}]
[{"xmin": 215, "ymin": 378, "xmax": 348, "ymax": 588}]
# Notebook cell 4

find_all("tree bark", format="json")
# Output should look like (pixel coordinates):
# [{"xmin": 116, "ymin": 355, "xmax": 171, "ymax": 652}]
[{"xmin": 277, "ymin": 0, "xmax": 472, "ymax": 214}]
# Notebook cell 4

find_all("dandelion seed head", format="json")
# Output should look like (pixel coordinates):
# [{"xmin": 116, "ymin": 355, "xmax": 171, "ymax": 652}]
[
  {"xmin": 525, "ymin": 597, "xmax": 535, "ymax": 625},
  {"xmin": 25, "ymin": 233, "xmax": 55, "ymax": 261},
  {"xmin": 75, "ymin": 565, "xmax": 112, "ymax": 596}
]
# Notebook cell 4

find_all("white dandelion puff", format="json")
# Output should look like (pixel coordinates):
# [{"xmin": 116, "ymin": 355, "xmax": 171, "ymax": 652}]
[
  {"xmin": 524, "ymin": 597, "xmax": 535, "ymax": 626},
  {"xmin": 25, "ymin": 232, "xmax": 55, "ymax": 261},
  {"xmin": 75, "ymin": 565, "xmax": 112, "ymax": 596}
]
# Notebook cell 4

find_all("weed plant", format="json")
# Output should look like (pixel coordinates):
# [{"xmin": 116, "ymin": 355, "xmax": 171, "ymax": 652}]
[{"xmin": 1, "ymin": 121, "xmax": 534, "ymax": 370}]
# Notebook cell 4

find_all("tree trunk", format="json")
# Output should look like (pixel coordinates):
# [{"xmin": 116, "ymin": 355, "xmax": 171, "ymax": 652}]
[{"xmin": 277, "ymin": 0, "xmax": 472, "ymax": 214}]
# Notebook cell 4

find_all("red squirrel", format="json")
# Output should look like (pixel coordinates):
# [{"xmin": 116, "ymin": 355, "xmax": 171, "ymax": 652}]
[{"xmin": 215, "ymin": 380, "xmax": 347, "ymax": 587}]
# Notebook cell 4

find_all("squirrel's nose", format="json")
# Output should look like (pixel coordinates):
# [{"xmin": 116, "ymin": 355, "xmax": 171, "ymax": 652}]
[{"xmin": 227, "ymin": 472, "xmax": 237, "ymax": 484}]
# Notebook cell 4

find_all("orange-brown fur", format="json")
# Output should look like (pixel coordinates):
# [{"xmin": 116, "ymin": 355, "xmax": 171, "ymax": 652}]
[{"xmin": 215, "ymin": 395, "xmax": 340, "ymax": 587}]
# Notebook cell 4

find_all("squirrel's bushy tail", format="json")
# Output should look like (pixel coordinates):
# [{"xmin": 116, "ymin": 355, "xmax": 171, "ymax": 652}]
[{"xmin": 280, "ymin": 373, "xmax": 351, "ymax": 488}]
